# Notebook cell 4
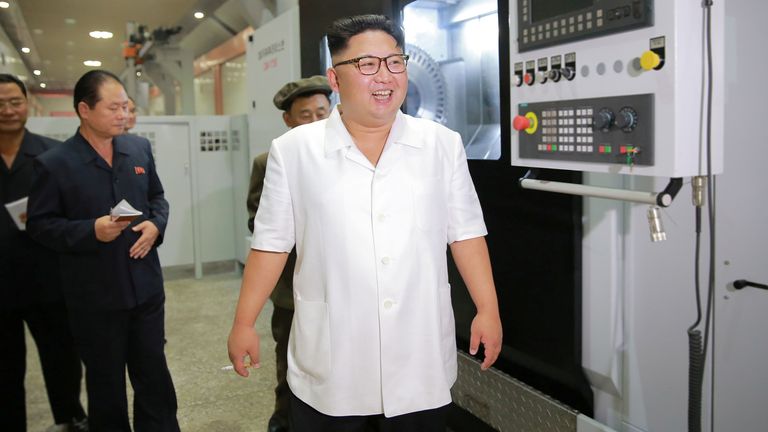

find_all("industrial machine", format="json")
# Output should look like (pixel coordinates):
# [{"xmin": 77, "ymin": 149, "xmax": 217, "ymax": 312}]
[{"xmin": 510, "ymin": 0, "xmax": 723, "ymax": 179}]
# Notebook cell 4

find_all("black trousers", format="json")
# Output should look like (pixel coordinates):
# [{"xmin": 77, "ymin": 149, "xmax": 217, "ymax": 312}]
[
  {"xmin": 0, "ymin": 301, "xmax": 86, "ymax": 432},
  {"xmin": 271, "ymin": 304, "xmax": 294, "ymax": 425},
  {"xmin": 289, "ymin": 391, "xmax": 449, "ymax": 432},
  {"xmin": 68, "ymin": 295, "xmax": 180, "ymax": 432}
]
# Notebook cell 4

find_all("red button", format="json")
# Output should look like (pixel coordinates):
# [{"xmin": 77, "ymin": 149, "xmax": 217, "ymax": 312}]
[
  {"xmin": 513, "ymin": 115, "xmax": 531, "ymax": 131},
  {"xmin": 524, "ymin": 73, "xmax": 534, "ymax": 85}
]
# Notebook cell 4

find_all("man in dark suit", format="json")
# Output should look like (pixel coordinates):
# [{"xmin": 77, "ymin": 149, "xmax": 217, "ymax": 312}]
[
  {"xmin": 0, "ymin": 74, "xmax": 88, "ymax": 431},
  {"xmin": 27, "ymin": 70, "xmax": 180, "ymax": 432}
]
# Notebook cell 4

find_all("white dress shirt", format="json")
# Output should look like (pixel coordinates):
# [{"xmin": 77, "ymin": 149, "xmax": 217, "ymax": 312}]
[{"xmin": 251, "ymin": 107, "xmax": 487, "ymax": 417}]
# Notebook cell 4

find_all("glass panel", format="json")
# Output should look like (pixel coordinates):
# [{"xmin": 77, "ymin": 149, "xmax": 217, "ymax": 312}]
[
  {"xmin": 222, "ymin": 55, "xmax": 248, "ymax": 115},
  {"xmin": 194, "ymin": 69, "xmax": 215, "ymax": 115},
  {"xmin": 403, "ymin": 0, "xmax": 501, "ymax": 160}
]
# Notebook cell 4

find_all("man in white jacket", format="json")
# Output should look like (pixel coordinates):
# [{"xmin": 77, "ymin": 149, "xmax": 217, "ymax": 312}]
[{"xmin": 228, "ymin": 14, "xmax": 502, "ymax": 432}]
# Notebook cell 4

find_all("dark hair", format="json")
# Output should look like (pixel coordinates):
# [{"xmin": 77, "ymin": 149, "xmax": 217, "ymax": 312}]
[
  {"xmin": 73, "ymin": 70, "xmax": 123, "ymax": 117},
  {"xmin": 326, "ymin": 14, "xmax": 404, "ymax": 56},
  {"xmin": 0, "ymin": 74, "xmax": 28, "ymax": 98}
]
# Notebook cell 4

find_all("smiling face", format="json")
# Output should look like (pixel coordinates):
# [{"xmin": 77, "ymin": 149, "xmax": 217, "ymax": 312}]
[
  {"xmin": 327, "ymin": 30, "xmax": 407, "ymax": 130},
  {"xmin": 0, "ymin": 83, "xmax": 28, "ymax": 134}
]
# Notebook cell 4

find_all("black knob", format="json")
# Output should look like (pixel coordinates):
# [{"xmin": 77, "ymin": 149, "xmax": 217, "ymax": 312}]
[
  {"xmin": 548, "ymin": 69, "xmax": 561, "ymax": 82},
  {"xmin": 594, "ymin": 109, "xmax": 615, "ymax": 131},
  {"xmin": 616, "ymin": 107, "xmax": 638, "ymax": 131},
  {"xmin": 561, "ymin": 66, "xmax": 575, "ymax": 81}
]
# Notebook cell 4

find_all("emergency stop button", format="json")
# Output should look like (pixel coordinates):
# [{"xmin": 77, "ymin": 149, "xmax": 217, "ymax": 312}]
[
  {"xmin": 513, "ymin": 115, "xmax": 530, "ymax": 131},
  {"xmin": 513, "ymin": 112, "xmax": 539, "ymax": 135}
]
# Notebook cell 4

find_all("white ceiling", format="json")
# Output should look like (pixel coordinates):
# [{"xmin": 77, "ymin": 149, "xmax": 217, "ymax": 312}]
[{"xmin": 0, "ymin": 0, "xmax": 250, "ymax": 91}]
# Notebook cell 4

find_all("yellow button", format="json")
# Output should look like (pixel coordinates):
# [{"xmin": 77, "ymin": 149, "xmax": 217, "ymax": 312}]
[{"xmin": 640, "ymin": 50, "xmax": 661, "ymax": 71}]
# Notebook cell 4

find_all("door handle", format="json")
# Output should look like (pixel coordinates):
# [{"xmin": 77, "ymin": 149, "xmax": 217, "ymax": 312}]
[{"xmin": 733, "ymin": 279, "xmax": 768, "ymax": 291}]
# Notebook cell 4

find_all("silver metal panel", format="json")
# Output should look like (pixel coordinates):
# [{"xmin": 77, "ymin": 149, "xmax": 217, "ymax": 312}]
[{"xmin": 453, "ymin": 352, "xmax": 577, "ymax": 432}]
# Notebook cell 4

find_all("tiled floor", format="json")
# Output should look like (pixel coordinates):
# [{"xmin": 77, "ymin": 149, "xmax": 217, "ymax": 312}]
[{"xmin": 24, "ymin": 272, "xmax": 277, "ymax": 431}]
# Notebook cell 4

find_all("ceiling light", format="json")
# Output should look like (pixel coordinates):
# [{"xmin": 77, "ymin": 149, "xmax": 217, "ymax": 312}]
[
  {"xmin": 21, "ymin": 47, "xmax": 30, "ymax": 54},
  {"xmin": 40, "ymin": 83, "xmax": 47, "ymax": 89},
  {"xmin": 33, "ymin": 70, "xmax": 41, "ymax": 76},
  {"xmin": 89, "ymin": 30, "xmax": 113, "ymax": 39},
  {"xmin": 194, "ymin": 11, "xmax": 204, "ymax": 19},
  {"xmin": 0, "ymin": 2, "xmax": 10, "ymax": 9},
  {"xmin": 83, "ymin": 60, "xmax": 102, "ymax": 67},
  {"xmin": 136, "ymin": 71, "xmax": 142, "ymax": 77},
  {"xmin": 64, "ymin": 18, "xmax": 77, "ymax": 25}
]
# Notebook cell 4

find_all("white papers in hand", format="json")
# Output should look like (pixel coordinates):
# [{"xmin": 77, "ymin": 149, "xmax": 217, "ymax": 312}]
[
  {"xmin": 4, "ymin": 196, "xmax": 28, "ymax": 231},
  {"xmin": 110, "ymin": 199, "xmax": 142, "ymax": 222}
]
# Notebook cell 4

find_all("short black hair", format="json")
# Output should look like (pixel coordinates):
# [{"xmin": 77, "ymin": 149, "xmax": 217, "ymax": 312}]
[
  {"xmin": 73, "ymin": 70, "xmax": 123, "ymax": 117},
  {"xmin": 326, "ymin": 14, "xmax": 404, "ymax": 56},
  {"xmin": 0, "ymin": 74, "xmax": 28, "ymax": 98}
]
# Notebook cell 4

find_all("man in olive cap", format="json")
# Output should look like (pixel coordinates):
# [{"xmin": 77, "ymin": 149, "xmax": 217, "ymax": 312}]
[{"xmin": 246, "ymin": 75, "xmax": 331, "ymax": 432}]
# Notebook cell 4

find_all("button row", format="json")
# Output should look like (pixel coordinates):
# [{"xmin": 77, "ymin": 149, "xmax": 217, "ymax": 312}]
[{"xmin": 538, "ymin": 144, "xmax": 596, "ymax": 153}]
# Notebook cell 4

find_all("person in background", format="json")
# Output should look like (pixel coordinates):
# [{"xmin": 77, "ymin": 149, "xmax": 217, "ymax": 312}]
[
  {"xmin": 27, "ymin": 70, "xmax": 179, "ymax": 432},
  {"xmin": 229, "ymin": 14, "xmax": 502, "ymax": 432},
  {"xmin": 124, "ymin": 96, "xmax": 137, "ymax": 133},
  {"xmin": 246, "ymin": 75, "xmax": 332, "ymax": 432},
  {"xmin": 0, "ymin": 73, "xmax": 88, "ymax": 432}
]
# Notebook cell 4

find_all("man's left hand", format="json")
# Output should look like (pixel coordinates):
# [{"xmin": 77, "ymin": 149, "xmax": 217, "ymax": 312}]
[
  {"xmin": 469, "ymin": 311, "xmax": 503, "ymax": 371},
  {"xmin": 129, "ymin": 220, "xmax": 160, "ymax": 259}
]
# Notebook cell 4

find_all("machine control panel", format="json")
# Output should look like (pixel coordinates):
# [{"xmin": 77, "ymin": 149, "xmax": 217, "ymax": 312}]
[
  {"xmin": 517, "ymin": 0, "xmax": 653, "ymax": 52},
  {"xmin": 515, "ymin": 94, "xmax": 654, "ymax": 167}
]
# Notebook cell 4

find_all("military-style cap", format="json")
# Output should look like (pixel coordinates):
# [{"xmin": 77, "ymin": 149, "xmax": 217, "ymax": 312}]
[{"xmin": 273, "ymin": 75, "xmax": 332, "ymax": 111}]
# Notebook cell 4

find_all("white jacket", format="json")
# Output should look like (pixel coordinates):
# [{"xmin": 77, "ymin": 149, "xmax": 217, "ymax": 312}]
[{"xmin": 252, "ymin": 107, "xmax": 487, "ymax": 417}]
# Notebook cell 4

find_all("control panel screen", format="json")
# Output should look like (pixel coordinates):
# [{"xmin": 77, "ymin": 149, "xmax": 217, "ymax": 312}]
[{"xmin": 532, "ymin": 0, "xmax": 593, "ymax": 23}]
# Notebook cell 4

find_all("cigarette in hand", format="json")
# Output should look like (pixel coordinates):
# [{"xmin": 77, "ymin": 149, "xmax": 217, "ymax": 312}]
[{"xmin": 220, "ymin": 362, "xmax": 256, "ymax": 371}]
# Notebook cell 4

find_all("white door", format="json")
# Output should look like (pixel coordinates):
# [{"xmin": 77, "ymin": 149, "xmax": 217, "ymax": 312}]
[
  {"xmin": 133, "ymin": 123, "xmax": 195, "ymax": 267},
  {"xmin": 713, "ymin": 2, "xmax": 768, "ymax": 429}
]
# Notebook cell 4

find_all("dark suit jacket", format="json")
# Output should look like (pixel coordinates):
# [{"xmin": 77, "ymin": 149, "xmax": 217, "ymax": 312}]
[
  {"xmin": 0, "ymin": 129, "xmax": 62, "ymax": 308},
  {"xmin": 27, "ymin": 130, "xmax": 169, "ymax": 310}
]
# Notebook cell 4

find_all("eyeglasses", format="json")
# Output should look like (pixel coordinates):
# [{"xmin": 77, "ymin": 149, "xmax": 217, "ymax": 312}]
[
  {"xmin": 0, "ymin": 98, "xmax": 26, "ymax": 110},
  {"xmin": 333, "ymin": 54, "xmax": 409, "ymax": 75}
]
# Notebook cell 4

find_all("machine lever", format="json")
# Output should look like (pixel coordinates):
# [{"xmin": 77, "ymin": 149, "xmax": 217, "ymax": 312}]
[
  {"xmin": 519, "ymin": 169, "xmax": 682, "ymax": 207},
  {"xmin": 733, "ymin": 279, "xmax": 768, "ymax": 291}
]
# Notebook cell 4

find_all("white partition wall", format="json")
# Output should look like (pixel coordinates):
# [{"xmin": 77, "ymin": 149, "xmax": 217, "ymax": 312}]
[
  {"xmin": 245, "ymin": 6, "xmax": 300, "ymax": 158},
  {"xmin": 238, "ymin": 6, "xmax": 302, "ymax": 264}
]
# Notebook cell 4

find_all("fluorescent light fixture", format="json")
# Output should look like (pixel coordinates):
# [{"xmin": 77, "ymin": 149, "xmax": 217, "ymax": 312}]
[
  {"xmin": 83, "ymin": 60, "xmax": 102, "ymax": 67},
  {"xmin": 194, "ymin": 11, "xmax": 204, "ymax": 19},
  {"xmin": 40, "ymin": 83, "xmax": 47, "ymax": 88},
  {"xmin": 89, "ymin": 30, "xmax": 113, "ymax": 39},
  {"xmin": 0, "ymin": 2, "xmax": 10, "ymax": 9},
  {"xmin": 21, "ymin": 47, "xmax": 30, "ymax": 54},
  {"xmin": 33, "ymin": 70, "xmax": 41, "ymax": 76}
]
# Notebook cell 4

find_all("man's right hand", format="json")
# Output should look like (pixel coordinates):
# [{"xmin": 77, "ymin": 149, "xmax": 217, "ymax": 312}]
[
  {"xmin": 94, "ymin": 215, "xmax": 130, "ymax": 242},
  {"xmin": 227, "ymin": 323, "xmax": 261, "ymax": 377}
]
